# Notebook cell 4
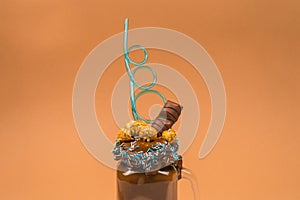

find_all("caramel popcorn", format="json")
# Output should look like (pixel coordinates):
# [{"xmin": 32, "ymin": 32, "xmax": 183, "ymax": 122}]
[
  {"xmin": 117, "ymin": 129, "xmax": 132, "ymax": 142},
  {"xmin": 161, "ymin": 129, "xmax": 177, "ymax": 142},
  {"xmin": 116, "ymin": 120, "xmax": 158, "ymax": 142},
  {"xmin": 138, "ymin": 126, "xmax": 157, "ymax": 141}
]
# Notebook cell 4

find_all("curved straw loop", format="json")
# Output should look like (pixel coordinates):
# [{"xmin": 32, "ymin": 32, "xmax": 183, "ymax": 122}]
[{"xmin": 123, "ymin": 18, "xmax": 166, "ymax": 123}]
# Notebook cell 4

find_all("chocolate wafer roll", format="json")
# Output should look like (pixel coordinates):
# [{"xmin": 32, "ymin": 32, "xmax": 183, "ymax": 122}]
[{"xmin": 152, "ymin": 100, "xmax": 183, "ymax": 135}]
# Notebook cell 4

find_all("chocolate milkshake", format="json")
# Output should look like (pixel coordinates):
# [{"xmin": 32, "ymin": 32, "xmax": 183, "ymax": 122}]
[{"xmin": 112, "ymin": 100, "xmax": 183, "ymax": 200}]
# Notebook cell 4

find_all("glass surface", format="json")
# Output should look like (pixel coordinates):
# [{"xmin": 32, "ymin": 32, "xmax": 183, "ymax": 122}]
[{"xmin": 117, "ymin": 164, "xmax": 180, "ymax": 200}]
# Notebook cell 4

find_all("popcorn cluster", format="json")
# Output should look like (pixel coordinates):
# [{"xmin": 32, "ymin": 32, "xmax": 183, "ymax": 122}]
[{"xmin": 117, "ymin": 120, "xmax": 177, "ymax": 143}]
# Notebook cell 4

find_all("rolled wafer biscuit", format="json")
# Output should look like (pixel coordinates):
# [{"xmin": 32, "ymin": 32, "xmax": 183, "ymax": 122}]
[
  {"xmin": 158, "ymin": 108, "xmax": 177, "ymax": 123},
  {"xmin": 164, "ymin": 100, "xmax": 182, "ymax": 116},
  {"xmin": 151, "ymin": 100, "xmax": 183, "ymax": 135},
  {"xmin": 152, "ymin": 120, "xmax": 172, "ymax": 136}
]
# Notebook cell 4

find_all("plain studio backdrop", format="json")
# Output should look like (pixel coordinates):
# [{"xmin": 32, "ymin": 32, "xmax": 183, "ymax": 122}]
[{"xmin": 0, "ymin": 0, "xmax": 299, "ymax": 199}]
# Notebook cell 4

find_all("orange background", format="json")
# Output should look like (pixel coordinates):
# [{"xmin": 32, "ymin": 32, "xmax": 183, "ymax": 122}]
[{"xmin": 1, "ymin": 0, "xmax": 299, "ymax": 199}]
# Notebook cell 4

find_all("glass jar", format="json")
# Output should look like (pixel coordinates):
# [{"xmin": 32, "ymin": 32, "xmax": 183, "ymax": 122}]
[{"xmin": 117, "ymin": 163, "xmax": 181, "ymax": 200}]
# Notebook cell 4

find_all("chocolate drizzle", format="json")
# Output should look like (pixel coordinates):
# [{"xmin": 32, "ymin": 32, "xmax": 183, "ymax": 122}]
[{"xmin": 151, "ymin": 100, "xmax": 183, "ymax": 136}]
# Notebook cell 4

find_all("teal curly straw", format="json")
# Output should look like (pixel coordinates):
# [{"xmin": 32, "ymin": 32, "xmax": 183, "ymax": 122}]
[{"xmin": 123, "ymin": 18, "xmax": 166, "ymax": 123}]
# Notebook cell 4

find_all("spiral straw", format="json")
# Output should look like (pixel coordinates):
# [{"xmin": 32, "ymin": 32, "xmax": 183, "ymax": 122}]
[{"xmin": 123, "ymin": 18, "xmax": 166, "ymax": 123}]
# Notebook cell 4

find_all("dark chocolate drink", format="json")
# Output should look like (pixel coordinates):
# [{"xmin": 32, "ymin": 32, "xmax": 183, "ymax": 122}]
[
  {"xmin": 117, "ymin": 165, "xmax": 178, "ymax": 200},
  {"xmin": 117, "ymin": 161, "xmax": 182, "ymax": 200}
]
